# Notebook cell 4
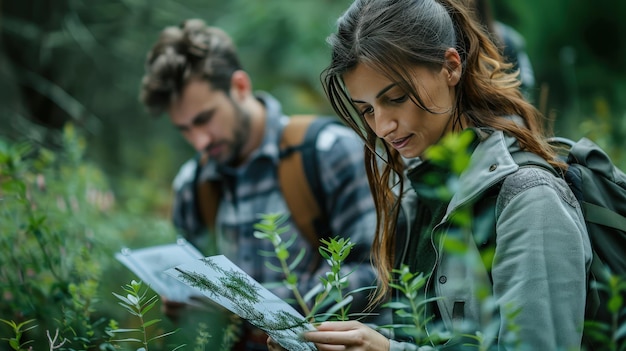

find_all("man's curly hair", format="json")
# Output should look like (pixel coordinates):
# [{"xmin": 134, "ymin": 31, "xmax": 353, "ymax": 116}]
[{"xmin": 139, "ymin": 19, "xmax": 242, "ymax": 116}]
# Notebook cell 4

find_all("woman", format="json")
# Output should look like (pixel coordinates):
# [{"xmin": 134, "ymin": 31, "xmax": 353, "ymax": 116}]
[{"xmin": 269, "ymin": 0, "xmax": 591, "ymax": 350}]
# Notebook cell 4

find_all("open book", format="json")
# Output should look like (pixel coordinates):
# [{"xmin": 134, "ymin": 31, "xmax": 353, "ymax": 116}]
[
  {"xmin": 114, "ymin": 238, "xmax": 205, "ymax": 304},
  {"xmin": 165, "ymin": 255, "xmax": 317, "ymax": 351}
]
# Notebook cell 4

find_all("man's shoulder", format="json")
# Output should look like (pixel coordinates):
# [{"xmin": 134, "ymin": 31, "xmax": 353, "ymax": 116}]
[
  {"xmin": 313, "ymin": 119, "xmax": 362, "ymax": 153},
  {"xmin": 172, "ymin": 158, "xmax": 198, "ymax": 191}
]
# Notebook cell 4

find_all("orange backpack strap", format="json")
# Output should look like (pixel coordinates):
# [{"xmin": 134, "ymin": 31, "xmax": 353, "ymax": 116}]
[
  {"xmin": 279, "ymin": 115, "xmax": 338, "ymax": 248},
  {"xmin": 196, "ymin": 179, "xmax": 220, "ymax": 230}
]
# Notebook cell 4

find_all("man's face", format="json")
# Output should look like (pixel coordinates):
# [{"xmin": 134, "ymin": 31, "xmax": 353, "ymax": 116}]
[{"xmin": 168, "ymin": 79, "xmax": 250, "ymax": 167}]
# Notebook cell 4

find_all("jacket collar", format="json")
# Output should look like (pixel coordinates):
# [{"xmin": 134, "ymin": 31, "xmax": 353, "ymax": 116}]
[{"xmin": 443, "ymin": 129, "xmax": 520, "ymax": 220}]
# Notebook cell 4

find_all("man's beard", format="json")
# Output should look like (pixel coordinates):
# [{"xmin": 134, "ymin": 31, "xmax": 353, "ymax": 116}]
[{"xmin": 217, "ymin": 101, "xmax": 251, "ymax": 168}]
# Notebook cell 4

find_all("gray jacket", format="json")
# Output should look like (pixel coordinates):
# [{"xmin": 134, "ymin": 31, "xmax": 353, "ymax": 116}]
[{"xmin": 389, "ymin": 129, "xmax": 592, "ymax": 350}]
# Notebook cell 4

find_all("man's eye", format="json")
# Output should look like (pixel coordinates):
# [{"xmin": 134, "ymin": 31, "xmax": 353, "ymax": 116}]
[
  {"xmin": 193, "ymin": 110, "xmax": 214, "ymax": 126},
  {"xmin": 195, "ymin": 115, "xmax": 210, "ymax": 126}
]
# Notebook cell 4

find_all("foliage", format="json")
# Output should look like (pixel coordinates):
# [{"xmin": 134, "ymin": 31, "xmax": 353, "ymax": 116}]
[
  {"xmin": 584, "ymin": 275, "xmax": 626, "ymax": 351},
  {"xmin": 1, "ymin": 124, "xmax": 117, "ymax": 349},
  {"xmin": 0, "ymin": 125, "xmax": 181, "ymax": 350},
  {"xmin": 253, "ymin": 213, "xmax": 368, "ymax": 322},
  {"xmin": 0, "ymin": 319, "xmax": 37, "ymax": 351},
  {"xmin": 253, "ymin": 213, "xmax": 312, "ymax": 316},
  {"xmin": 314, "ymin": 237, "xmax": 356, "ymax": 321},
  {"xmin": 105, "ymin": 280, "xmax": 182, "ymax": 351},
  {"xmin": 382, "ymin": 266, "xmax": 445, "ymax": 345}
]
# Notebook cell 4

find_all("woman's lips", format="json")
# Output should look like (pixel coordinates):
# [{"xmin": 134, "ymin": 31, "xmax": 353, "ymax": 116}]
[{"xmin": 390, "ymin": 135, "xmax": 412, "ymax": 150}]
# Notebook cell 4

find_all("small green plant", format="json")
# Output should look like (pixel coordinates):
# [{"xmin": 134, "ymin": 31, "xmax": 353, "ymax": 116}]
[
  {"xmin": 253, "ymin": 213, "xmax": 313, "ymax": 316},
  {"xmin": 381, "ymin": 265, "xmax": 445, "ymax": 345},
  {"xmin": 107, "ymin": 280, "xmax": 183, "ymax": 351},
  {"xmin": 253, "ymin": 213, "xmax": 367, "ymax": 322},
  {"xmin": 0, "ymin": 319, "xmax": 37, "ymax": 351},
  {"xmin": 192, "ymin": 322, "xmax": 210, "ymax": 351},
  {"xmin": 218, "ymin": 315, "xmax": 242, "ymax": 351},
  {"xmin": 309, "ymin": 237, "xmax": 356, "ymax": 321}
]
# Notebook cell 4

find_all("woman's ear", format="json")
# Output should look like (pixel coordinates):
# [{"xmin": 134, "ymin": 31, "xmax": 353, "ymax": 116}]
[
  {"xmin": 229, "ymin": 70, "xmax": 252, "ymax": 101},
  {"xmin": 444, "ymin": 48, "xmax": 462, "ymax": 86}
]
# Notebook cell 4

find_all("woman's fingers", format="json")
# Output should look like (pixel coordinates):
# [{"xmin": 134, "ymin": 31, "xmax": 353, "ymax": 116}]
[
  {"xmin": 303, "ymin": 321, "xmax": 390, "ymax": 351},
  {"xmin": 315, "ymin": 321, "xmax": 365, "ymax": 331}
]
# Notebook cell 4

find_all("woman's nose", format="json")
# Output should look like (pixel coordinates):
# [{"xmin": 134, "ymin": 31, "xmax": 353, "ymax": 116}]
[{"xmin": 373, "ymin": 109, "xmax": 397, "ymax": 138}]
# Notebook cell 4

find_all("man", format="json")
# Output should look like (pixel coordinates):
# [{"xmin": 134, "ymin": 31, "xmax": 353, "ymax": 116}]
[{"xmin": 139, "ymin": 19, "xmax": 379, "ymax": 350}]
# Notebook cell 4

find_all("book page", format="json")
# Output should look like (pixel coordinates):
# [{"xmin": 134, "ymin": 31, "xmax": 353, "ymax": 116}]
[
  {"xmin": 166, "ymin": 254, "xmax": 317, "ymax": 351},
  {"xmin": 115, "ymin": 238, "xmax": 205, "ymax": 304}
]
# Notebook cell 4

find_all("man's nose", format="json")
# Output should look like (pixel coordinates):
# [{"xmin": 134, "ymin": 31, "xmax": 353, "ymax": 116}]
[{"xmin": 188, "ymin": 129, "xmax": 212, "ymax": 152}]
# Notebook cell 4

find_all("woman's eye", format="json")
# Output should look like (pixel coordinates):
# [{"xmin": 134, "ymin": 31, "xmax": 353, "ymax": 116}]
[
  {"xmin": 360, "ymin": 106, "xmax": 374, "ymax": 117},
  {"xmin": 391, "ymin": 95, "xmax": 408, "ymax": 103}
]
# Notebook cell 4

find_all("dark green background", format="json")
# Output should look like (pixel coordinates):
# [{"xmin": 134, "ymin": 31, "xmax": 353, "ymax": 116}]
[{"xmin": 2, "ymin": 0, "xmax": 624, "ymax": 192}]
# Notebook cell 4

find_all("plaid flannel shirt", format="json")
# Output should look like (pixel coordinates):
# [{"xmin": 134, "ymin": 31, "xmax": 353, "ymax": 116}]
[{"xmin": 172, "ymin": 92, "xmax": 378, "ymax": 313}]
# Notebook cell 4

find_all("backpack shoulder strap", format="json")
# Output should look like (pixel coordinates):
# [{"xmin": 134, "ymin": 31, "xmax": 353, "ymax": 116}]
[
  {"xmin": 195, "ymin": 156, "xmax": 220, "ymax": 231},
  {"xmin": 279, "ymin": 115, "xmax": 339, "ymax": 248},
  {"xmin": 509, "ymin": 149, "xmax": 560, "ymax": 178}
]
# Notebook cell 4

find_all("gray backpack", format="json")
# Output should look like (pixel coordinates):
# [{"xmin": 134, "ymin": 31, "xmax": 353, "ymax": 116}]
[{"xmin": 510, "ymin": 137, "xmax": 626, "ymax": 348}]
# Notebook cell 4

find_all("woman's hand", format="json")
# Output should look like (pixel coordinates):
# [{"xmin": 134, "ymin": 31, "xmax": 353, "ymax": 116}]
[{"xmin": 303, "ymin": 321, "xmax": 390, "ymax": 351}]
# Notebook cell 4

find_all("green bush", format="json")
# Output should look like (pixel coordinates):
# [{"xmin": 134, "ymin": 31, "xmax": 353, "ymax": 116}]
[{"xmin": 0, "ymin": 124, "xmax": 204, "ymax": 350}]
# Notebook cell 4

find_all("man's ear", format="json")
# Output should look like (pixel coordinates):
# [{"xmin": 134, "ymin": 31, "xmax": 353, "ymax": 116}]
[
  {"xmin": 444, "ymin": 48, "xmax": 462, "ymax": 87},
  {"xmin": 229, "ymin": 70, "xmax": 252, "ymax": 101}
]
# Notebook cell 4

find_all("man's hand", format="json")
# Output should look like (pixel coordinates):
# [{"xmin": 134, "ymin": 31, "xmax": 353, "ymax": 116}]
[
  {"xmin": 160, "ymin": 297, "xmax": 187, "ymax": 324},
  {"xmin": 267, "ymin": 336, "xmax": 288, "ymax": 351}
]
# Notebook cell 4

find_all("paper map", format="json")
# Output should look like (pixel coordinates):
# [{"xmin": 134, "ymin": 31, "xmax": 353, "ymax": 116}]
[{"xmin": 166, "ymin": 254, "xmax": 316, "ymax": 351}]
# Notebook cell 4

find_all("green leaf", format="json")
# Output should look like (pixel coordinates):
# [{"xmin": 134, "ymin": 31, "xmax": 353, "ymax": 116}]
[
  {"xmin": 142, "ymin": 298, "xmax": 159, "ymax": 314},
  {"xmin": 142, "ymin": 319, "xmax": 161, "ymax": 328},
  {"xmin": 109, "ymin": 328, "xmax": 141, "ymax": 333},
  {"xmin": 171, "ymin": 344, "xmax": 187, "ymax": 351},
  {"xmin": 263, "ymin": 261, "xmax": 283, "ymax": 273},
  {"xmin": 288, "ymin": 248, "xmax": 306, "ymax": 270},
  {"xmin": 441, "ymin": 237, "xmax": 468, "ymax": 254},
  {"xmin": 147, "ymin": 329, "xmax": 180, "ymax": 342},
  {"xmin": 383, "ymin": 301, "xmax": 410, "ymax": 309},
  {"xmin": 112, "ymin": 292, "xmax": 135, "ymax": 306},
  {"xmin": 608, "ymin": 294, "xmax": 623, "ymax": 314},
  {"xmin": 616, "ymin": 322, "xmax": 626, "ymax": 340},
  {"xmin": 111, "ymin": 337, "xmax": 142, "ymax": 342},
  {"xmin": 253, "ymin": 231, "xmax": 270, "ymax": 239}
]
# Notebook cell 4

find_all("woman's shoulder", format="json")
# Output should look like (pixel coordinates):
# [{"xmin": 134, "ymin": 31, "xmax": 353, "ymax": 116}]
[{"xmin": 497, "ymin": 166, "xmax": 580, "ymax": 212}]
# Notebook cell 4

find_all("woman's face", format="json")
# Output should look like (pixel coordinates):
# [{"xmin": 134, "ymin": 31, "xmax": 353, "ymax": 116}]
[{"xmin": 343, "ymin": 56, "xmax": 460, "ymax": 159}]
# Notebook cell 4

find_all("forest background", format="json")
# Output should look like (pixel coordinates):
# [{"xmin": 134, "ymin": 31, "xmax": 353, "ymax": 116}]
[{"xmin": 1, "ymin": 0, "xmax": 625, "ymax": 349}]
